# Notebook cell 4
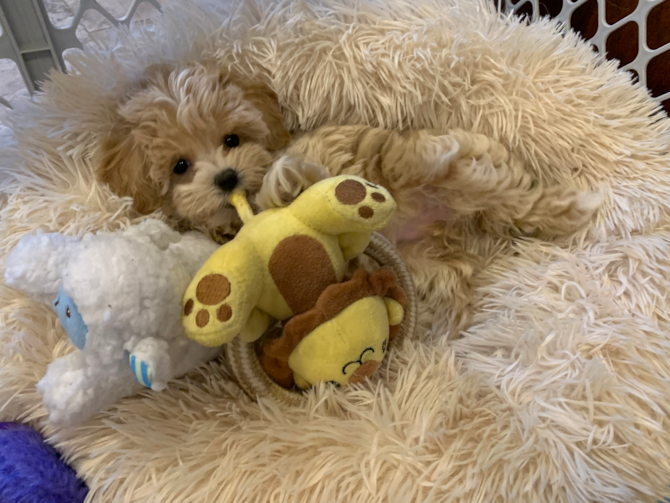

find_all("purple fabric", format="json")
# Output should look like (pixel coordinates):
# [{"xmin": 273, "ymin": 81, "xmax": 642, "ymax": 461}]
[{"xmin": 0, "ymin": 422, "xmax": 88, "ymax": 503}]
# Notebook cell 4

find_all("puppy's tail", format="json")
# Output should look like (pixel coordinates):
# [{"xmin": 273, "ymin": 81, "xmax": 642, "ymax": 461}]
[{"xmin": 230, "ymin": 189, "xmax": 254, "ymax": 224}]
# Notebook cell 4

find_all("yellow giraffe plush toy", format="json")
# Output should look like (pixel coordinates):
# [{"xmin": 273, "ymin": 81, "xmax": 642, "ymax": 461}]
[
  {"xmin": 182, "ymin": 174, "xmax": 398, "ymax": 346},
  {"xmin": 182, "ymin": 174, "xmax": 407, "ymax": 388}
]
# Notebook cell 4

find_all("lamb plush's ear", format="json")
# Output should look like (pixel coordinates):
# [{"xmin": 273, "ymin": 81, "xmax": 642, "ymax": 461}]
[
  {"xmin": 4, "ymin": 232, "xmax": 78, "ymax": 304},
  {"xmin": 238, "ymin": 82, "xmax": 291, "ymax": 151}
]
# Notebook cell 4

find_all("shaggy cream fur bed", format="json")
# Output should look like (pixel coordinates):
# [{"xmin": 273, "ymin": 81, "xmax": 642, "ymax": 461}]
[{"xmin": 1, "ymin": 0, "xmax": 670, "ymax": 501}]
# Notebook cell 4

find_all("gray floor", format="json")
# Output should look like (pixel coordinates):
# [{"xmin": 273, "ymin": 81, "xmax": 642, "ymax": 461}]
[{"xmin": 0, "ymin": 0, "xmax": 163, "ymax": 116}]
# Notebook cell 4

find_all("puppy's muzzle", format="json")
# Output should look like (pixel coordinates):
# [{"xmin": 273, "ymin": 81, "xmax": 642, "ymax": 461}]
[{"xmin": 214, "ymin": 168, "xmax": 239, "ymax": 192}]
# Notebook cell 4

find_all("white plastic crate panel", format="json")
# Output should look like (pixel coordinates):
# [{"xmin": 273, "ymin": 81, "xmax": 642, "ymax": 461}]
[
  {"xmin": 501, "ymin": 0, "xmax": 670, "ymax": 114},
  {"xmin": 0, "ymin": 0, "xmax": 160, "ymax": 106}
]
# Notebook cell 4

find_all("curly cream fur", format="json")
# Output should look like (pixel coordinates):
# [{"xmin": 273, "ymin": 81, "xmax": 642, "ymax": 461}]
[
  {"xmin": 100, "ymin": 66, "xmax": 599, "ymax": 337},
  {"xmin": 259, "ymin": 125, "xmax": 599, "ymax": 335}
]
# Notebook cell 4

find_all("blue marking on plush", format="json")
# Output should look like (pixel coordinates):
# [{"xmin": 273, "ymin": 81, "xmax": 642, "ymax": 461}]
[
  {"xmin": 52, "ymin": 287, "xmax": 88, "ymax": 350},
  {"xmin": 140, "ymin": 361, "xmax": 150, "ymax": 388},
  {"xmin": 0, "ymin": 422, "xmax": 88, "ymax": 503},
  {"xmin": 130, "ymin": 355, "xmax": 139, "ymax": 384}
]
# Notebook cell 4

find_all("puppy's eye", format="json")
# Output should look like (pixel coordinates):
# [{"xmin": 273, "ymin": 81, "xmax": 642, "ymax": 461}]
[
  {"xmin": 224, "ymin": 134, "xmax": 240, "ymax": 148},
  {"xmin": 173, "ymin": 159, "xmax": 190, "ymax": 175}
]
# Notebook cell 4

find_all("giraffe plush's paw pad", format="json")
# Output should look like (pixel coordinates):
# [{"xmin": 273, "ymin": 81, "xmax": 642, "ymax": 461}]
[
  {"xmin": 313, "ymin": 176, "xmax": 397, "ymax": 231},
  {"xmin": 182, "ymin": 272, "xmax": 238, "ymax": 345}
]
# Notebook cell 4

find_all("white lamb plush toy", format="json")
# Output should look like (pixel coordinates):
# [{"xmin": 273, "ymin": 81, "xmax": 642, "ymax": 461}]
[{"xmin": 4, "ymin": 219, "xmax": 221, "ymax": 426}]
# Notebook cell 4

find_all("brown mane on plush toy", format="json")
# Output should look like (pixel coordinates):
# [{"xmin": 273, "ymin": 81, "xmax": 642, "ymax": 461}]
[{"xmin": 260, "ymin": 267, "xmax": 406, "ymax": 387}]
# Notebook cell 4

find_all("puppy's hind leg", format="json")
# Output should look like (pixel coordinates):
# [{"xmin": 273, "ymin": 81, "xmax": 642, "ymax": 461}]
[
  {"xmin": 511, "ymin": 186, "xmax": 602, "ymax": 238},
  {"xmin": 426, "ymin": 131, "xmax": 601, "ymax": 237}
]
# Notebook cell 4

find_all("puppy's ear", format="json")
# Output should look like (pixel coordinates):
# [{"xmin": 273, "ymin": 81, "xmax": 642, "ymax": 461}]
[
  {"xmin": 137, "ymin": 63, "xmax": 174, "ymax": 89},
  {"xmin": 240, "ymin": 83, "xmax": 291, "ymax": 151},
  {"xmin": 96, "ymin": 127, "xmax": 162, "ymax": 215}
]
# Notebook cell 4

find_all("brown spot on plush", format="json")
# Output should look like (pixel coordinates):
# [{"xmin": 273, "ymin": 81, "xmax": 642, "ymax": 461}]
[
  {"xmin": 269, "ymin": 235, "xmax": 337, "ymax": 315},
  {"xmin": 389, "ymin": 324, "xmax": 401, "ymax": 340},
  {"xmin": 335, "ymin": 179, "xmax": 367, "ymax": 205},
  {"xmin": 262, "ymin": 268, "xmax": 406, "ymax": 388},
  {"xmin": 358, "ymin": 206, "xmax": 374, "ymax": 219},
  {"xmin": 196, "ymin": 274, "xmax": 231, "ymax": 305},
  {"xmin": 349, "ymin": 360, "xmax": 381, "ymax": 384},
  {"xmin": 366, "ymin": 182, "xmax": 377, "ymax": 188},
  {"xmin": 196, "ymin": 310, "xmax": 210, "ymax": 327},
  {"xmin": 217, "ymin": 304, "xmax": 232, "ymax": 322},
  {"xmin": 259, "ymin": 354, "xmax": 295, "ymax": 388},
  {"xmin": 184, "ymin": 299, "xmax": 194, "ymax": 316},
  {"xmin": 371, "ymin": 193, "xmax": 386, "ymax": 203}
]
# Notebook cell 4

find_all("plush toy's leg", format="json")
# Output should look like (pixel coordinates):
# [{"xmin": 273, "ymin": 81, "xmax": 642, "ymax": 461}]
[
  {"xmin": 129, "ymin": 338, "xmax": 221, "ymax": 390},
  {"xmin": 338, "ymin": 232, "xmax": 372, "ymax": 261},
  {"xmin": 240, "ymin": 308, "xmax": 271, "ymax": 343},
  {"xmin": 182, "ymin": 237, "xmax": 264, "ymax": 347},
  {"xmin": 384, "ymin": 298, "xmax": 404, "ymax": 327},
  {"xmin": 128, "ymin": 338, "xmax": 171, "ymax": 391},
  {"xmin": 293, "ymin": 374, "xmax": 310, "ymax": 390},
  {"xmin": 37, "ymin": 351, "xmax": 141, "ymax": 426}
]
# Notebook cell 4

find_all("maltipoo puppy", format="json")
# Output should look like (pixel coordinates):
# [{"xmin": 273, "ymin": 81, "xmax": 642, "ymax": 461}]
[{"xmin": 98, "ymin": 63, "xmax": 600, "ymax": 337}]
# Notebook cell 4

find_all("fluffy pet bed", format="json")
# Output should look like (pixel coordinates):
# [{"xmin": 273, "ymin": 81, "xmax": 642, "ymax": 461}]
[{"xmin": 1, "ymin": 0, "xmax": 669, "ymax": 501}]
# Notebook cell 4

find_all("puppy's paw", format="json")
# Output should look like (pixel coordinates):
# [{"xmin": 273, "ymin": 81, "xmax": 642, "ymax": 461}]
[
  {"xmin": 516, "ymin": 188, "xmax": 602, "ymax": 236},
  {"xmin": 422, "ymin": 130, "xmax": 511, "ymax": 185},
  {"xmin": 257, "ymin": 156, "xmax": 330, "ymax": 210}
]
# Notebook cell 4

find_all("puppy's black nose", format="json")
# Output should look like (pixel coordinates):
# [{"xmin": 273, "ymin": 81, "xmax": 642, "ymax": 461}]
[{"xmin": 214, "ymin": 168, "xmax": 239, "ymax": 192}]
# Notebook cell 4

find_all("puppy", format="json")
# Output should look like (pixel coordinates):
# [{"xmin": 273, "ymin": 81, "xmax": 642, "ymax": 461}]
[
  {"xmin": 98, "ymin": 63, "xmax": 600, "ymax": 337},
  {"xmin": 98, "ymin": 63, "xmax": 291, "ymax": 239}
]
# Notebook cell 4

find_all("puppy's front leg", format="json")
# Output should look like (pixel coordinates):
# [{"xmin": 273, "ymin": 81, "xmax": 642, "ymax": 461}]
[{"xmin": 256, "ymin": 155, "xmax": 330, "ymax": 210}]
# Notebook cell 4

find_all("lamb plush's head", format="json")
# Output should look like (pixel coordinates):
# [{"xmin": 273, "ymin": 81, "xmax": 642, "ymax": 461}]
[
  {"xmin": 4, "ymin": 220, "xmax": 213, "ymax": 356},
  {"xmin": 97, "ymin": 64, "xmax": 291, "ymax": 236}
]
